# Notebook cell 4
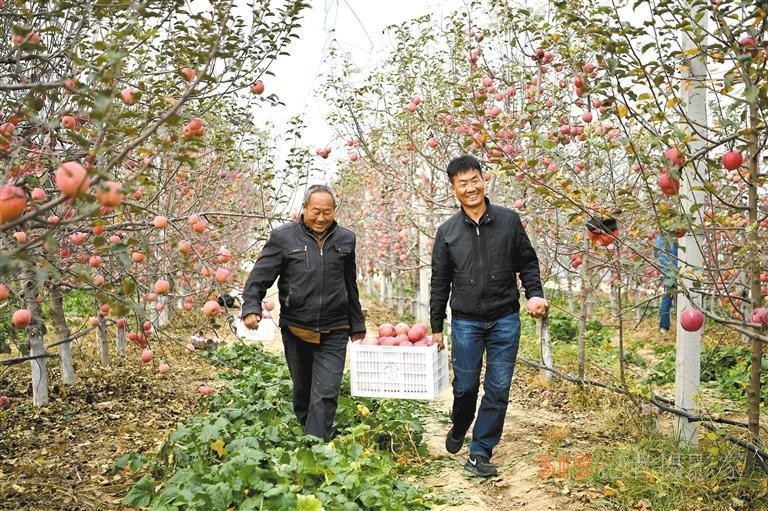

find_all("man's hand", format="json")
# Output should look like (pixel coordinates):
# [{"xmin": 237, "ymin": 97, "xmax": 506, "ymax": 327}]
[
  {"xmin": 526, "ymin": 297, "xmax": 549, "ymax": 319},
  {"xmin": 350, "ymin": 332, "xmax": 365, "ymax": 342},
  {"xmin": 432, "ymin": 332, "xmax": 445, "ymax": 351},
  {"xmin": 243, "ymin": 313, "xmax": 261, "ymax": 330}
]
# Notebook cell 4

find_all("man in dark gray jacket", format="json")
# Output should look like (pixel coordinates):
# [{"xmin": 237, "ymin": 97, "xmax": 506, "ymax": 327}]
[
  {"xmin": 242, "ymin": 184, "xmax": 366, "ymax": 441},
  {"xmin": 431, "ymin": 155, "xmax": 549, "ymax": 477}
]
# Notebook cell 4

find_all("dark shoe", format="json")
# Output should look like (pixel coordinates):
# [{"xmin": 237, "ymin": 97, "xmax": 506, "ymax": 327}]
[
  {"xmin": 445, "ymin": 426, "xmax": 463, "ymax": 454},
  {"xmin": 464, "ymin": 454, "xmax": 498, "ymax": 477}
]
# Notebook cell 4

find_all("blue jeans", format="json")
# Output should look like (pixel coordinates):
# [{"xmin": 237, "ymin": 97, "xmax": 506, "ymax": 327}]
[
  {"xmin": 450, "ymin": 312, "xmax": 520, "ymax": 460},
  {"xmin": 659, "ymin": 288, "xmax": 674, "ymax": 330},
  {"xmin": 281, "ymin": 327, "xmax": 348, "ymax": 441}
]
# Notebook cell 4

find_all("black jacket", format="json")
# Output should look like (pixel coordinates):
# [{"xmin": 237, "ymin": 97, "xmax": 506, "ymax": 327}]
[
  {"xmin": 430, "ymin": 198, "xmax": 544, "ymax": 333},
  {"xmin": 241, "ymin": 220, "xmax": 366, "ymax": 335}
]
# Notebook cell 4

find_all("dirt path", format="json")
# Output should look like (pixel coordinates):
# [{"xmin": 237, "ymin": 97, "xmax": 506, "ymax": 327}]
[{"xmin": 420, "ymin": 366, "xmax": 608, "ymax": 511}]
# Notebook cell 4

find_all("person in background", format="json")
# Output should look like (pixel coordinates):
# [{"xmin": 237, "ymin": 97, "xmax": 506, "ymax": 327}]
[
  {"xmin": 430, "ymin": 154, "xmax": 549, "ymax": 478},
  {"xmin": 241, "ymin": 184, "xmax": 366, "ymax": 441},
  {"xmin": 655, "ymin": 232, "xmax": 679, "ymax": 333}
]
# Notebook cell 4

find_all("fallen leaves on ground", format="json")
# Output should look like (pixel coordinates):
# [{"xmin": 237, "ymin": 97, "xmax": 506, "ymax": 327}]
[{"xmin": 0, "ymin": 339, "xmax": 216, "ymax": 511}]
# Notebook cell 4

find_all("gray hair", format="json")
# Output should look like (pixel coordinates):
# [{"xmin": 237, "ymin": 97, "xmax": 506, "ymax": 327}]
[{"xmin": 302, "ymin": 184, "xmax": 337, "ymax": 207}]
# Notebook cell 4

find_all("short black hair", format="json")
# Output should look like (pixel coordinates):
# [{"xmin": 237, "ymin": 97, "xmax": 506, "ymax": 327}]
[{"xmin": 447, "ymin": 155, "xmax": 482, "ymax": 183}]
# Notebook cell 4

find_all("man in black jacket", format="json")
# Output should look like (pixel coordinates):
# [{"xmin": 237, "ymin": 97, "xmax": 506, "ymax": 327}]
[
  {"xmin": 241, "ymin": 184, "xmax": 366, "ymax": 441},
  {"xmin": 431, "ymin": 155, "xmax": 549, "ymax": 477}
]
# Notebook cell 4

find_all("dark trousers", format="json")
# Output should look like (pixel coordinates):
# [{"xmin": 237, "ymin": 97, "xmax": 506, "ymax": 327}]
[
  {"xmin": 450, "ymin": 312, "xmax": 521, "ymax": 460},
  {"xmin": 281, "ymin": 327, "xmax": 348, "ymax": 441}
]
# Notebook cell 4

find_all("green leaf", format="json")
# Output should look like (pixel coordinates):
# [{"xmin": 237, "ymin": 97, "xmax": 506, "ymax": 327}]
[
  {"xmin": 296, "ymin": 494, "xmax": 325, "ymax": 511},
  {"xmin": 121, "ymin": 474, "xmax": 155, "ymax": 507}
]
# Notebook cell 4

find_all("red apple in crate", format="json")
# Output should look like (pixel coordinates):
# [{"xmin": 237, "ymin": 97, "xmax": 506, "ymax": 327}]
[
  {"xmin": 408, "ymin": 325, "xmax": 425, "ymax": 341},
  {"xmin": 394, "ymin": 333, "xmax": 410, "ymax": 344},
  {"xmin": 361, "ymin": 334, "xmax": 378, "ymax": 345},
  {"xmin": 680, "ymin": 309, "xmax": 704, "ymax": 332},
  {"xmin": 394, "ymin": 322, "xmax": 410, "ymax": 335},
  {"xmin": 378, "ymin": 323, "xmax": 395, "ymax": 337},
  {"xmin": 380, "ymin": 336, "xmax": 398, "ymax": 346}
]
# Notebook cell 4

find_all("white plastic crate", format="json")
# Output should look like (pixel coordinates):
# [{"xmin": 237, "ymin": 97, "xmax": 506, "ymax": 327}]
[{"xmin": 349, "ymin": 341, "xmax": 449, "ymax": 400}]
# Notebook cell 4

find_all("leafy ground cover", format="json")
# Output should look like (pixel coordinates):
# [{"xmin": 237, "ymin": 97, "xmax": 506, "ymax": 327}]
[{"xmin": 117, "ymin": 342, "xmax": 434, "ymax": 510}]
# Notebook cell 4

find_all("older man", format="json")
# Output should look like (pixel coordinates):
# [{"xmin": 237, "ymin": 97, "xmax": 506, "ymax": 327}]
[{"xmin": 241, "ymin": 184, "xmax": 366, "ymax": 441}]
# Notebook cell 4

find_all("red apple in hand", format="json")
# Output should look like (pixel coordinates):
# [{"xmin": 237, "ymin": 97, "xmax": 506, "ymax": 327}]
[{"xmin": 527, "ymin": 297, "xmax": 549, "ymax": 318}]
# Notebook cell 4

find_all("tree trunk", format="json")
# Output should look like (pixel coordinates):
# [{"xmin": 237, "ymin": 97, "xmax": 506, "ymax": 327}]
[
  {"xmin": 538, "ymin": 316, "xmax": 553, "ymax": 382},
  {"xmin": 98, "ymin": 315, "xmax": 110, "ymax": 366},
  {"xmin": 675, "ymin": 5, "xmax": 707, "ymax": 446},
  {"xmin": 116, "ymin": 321, "xmax": 126, "ymax": 357},
  {"xmin": 577, "ymin": 246, "xmax": 590, "ymax": 380},
  {"xmin": 49, "ymin": 284, "xmax": 76, "ymax": 385},
  {"xmin": 22, "ymin": 268, "xmax": 49, "ymax": 407},
  {"xmin": 746, "ymin": 101, "xmax": 763, "ymax": 465}
]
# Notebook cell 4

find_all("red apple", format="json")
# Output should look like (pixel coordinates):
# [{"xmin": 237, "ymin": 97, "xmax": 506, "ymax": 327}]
[
  {"xmin": 250, "ymin": 80, "xmax": 265, "ymax": 94},
  {"xmin": 664, "ymin": 147, "xmax": 684, "ymax": 168},
  {"xmin": 30, "ymin": 187, "xmax": 46, "ymax": 201},
  {"xmin": 378, "ymin": 323, "xmax": 395, "ymax": 337},
  {"xmin": 12, "ymin": 309, "xmax": 32, "ymax": 328},
  {"xmin": 154, "ymin": 279, "xmax": 171, "ymax": 294},
  {"xmin": 158, "ymin": 363, "xmax": 170, "ymax": 374},
  {"xmin": 180, "ymin": 67, "xmax": 196, "ymax": 81},
  {"xmin": 214, "ymin": 268, "xmax": 229, "ymax": 283},
  {"xmin": 752, "ymin": 308, "xmax": 768, "ymax": 326},
  {"xmin": 0, "ymin": 185, "xmax": 27, "ymax": 224},
  {"xmin": 120, "ymin": 88, "xmax": 136, "ymax": 105},
  {"xmin": 722, "ymin": 151, "xmax": 743, "ymax": 171},
  {"xmin": 203, "ymin": 300, "xmax": 221, "ymax": 316},
  {"xmin": 96, "ymin": 180, "xmax": 124, "ymax": 207},
  {"xmin": 680, "ymin": 309, "xmax": 704, "ymax": 332},
  {"xmin": 197, "ymin": 385, "xmax": 215, "ymax": 395},
  {"xmin": 54, "ymin": 161, "xmax": 90, "ymax": 197},
  {"xmin": 394, "ymin": 322, "xmax": 410, "ymax": 335},
  {"xmin": 61, "ymin": 115, "xmax": 77, "ymax": 130},
  {"xmin": 0, "ymin": 284, "xmax": 9, "ymax": 301},
  {"xmin": 659, "ymin": 172, "xmax": 680, "ymax": 196},
  {"xmin": 140, "ymin": 350, "xmax": 153, "ymax": 363}
]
